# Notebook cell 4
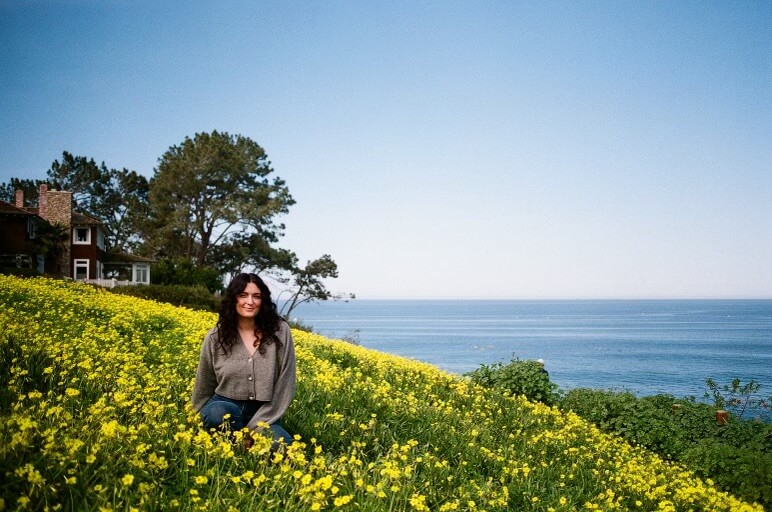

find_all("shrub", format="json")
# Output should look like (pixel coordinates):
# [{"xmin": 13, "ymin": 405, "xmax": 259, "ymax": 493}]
[
  {"xmin": 560, "ymin": 388, "xmax": 638, "ymax": 428},
  {"xmin": 150, "ymin": 258, "xmax": 222, "ymax": 292},
  {"xmin": 111, "ymin": 283, "xmax": 218, "ymax": 311},
  {"xmin": 287, "ymin": 318, "xmax": 315, "ymax": 333},
  {"xmin": 0, "ymin": 267, "xmax": 40, "ymax": 277},
  {"xmin": 465, "ymin": 357, "xmax": 560, "ymax": 406},
  {"xmin": 560, "ymin": 387, "xmax": 772, "ymax": 507},
  {"xmin": 683, "ymin": 440, "xmax": 772, "ymax": 506}
]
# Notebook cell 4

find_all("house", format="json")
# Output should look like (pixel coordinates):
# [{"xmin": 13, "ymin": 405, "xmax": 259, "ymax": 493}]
[
  {"xmin": 0, "ymin": 184, "xmax": 152, "ymax": 286},
  {"xmin": 0, "ymin": 198, "xmax": 45, "ymax": 273}
]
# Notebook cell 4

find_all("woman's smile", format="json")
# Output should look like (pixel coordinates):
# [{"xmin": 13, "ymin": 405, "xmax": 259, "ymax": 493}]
[{"xmin": 236, "ymin": 282, "xmax": 262, "ymax": 319}]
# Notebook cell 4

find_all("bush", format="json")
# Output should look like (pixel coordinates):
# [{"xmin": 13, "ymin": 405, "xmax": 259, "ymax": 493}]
[
  {"xmin": 560, "ymin": 387, "xmax": 772, "ymax": 507},
  {"xmin": 111, "ymin": 283, "xmax": 218, "ymax": 311},
  {"xmin": 465, "ymin": 357, "xmax": 560, "ymax": 406},
  {"xmin": 683, "ymin": 440, "xmax": 772, "ymax": 506},
  {"xmin": 287, "ymin": 318, "xmax": 315, "ymax": 334},
  {"xmin": 0, "ymin": 267, "xmax": 41, "ymax": 277},
  {"xmin": 150, "ymin": 258, "xmax": 222, "ymax": 292}
]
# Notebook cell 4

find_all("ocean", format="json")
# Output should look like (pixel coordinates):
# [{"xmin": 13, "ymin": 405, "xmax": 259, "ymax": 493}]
[{"xmin": 290, "ymin": 299, "xmax": 772, "ymax": 408}]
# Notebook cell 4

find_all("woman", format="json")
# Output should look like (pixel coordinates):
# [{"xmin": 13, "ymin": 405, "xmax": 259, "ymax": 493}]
[{"xmin": 192, "ymin": 273, "xmax": 295, "ymax": 448}]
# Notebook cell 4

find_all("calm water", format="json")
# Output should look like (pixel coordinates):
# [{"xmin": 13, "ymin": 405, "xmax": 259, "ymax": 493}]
[{"xmin": 290, "ymin": 300, "xmax": 772, "ymax": 404}]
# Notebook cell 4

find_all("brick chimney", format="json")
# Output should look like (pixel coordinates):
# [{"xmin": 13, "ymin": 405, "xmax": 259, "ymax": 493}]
[
  {"xmin": 38, "ymin": 184, "xmax": 48, "ymax": 219},
  {"xmin": 38, "ymin": 184, "xmax": 73, "ymax": 278},
  {"xmin": 45, "ymin": 190, "xmax": 72, "ymax": 228},
  {"xmin": 15, "ymin": 190, "xmax": 24, "ymax": 208}
]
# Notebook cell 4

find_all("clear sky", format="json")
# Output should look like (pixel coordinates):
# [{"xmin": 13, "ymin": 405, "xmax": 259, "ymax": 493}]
[{"xmin": 1, "ymin": 1, "xmax": 770, "ymax": 299}]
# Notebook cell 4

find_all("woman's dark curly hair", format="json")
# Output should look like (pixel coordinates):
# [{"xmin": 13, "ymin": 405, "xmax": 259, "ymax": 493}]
[{"xmin": 215, "ymin": 273, "xmax": 283, "ymax": 356}]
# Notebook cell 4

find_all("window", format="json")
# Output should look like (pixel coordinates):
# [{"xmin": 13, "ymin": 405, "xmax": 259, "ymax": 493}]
[
  {"xmin": 73, "ymin": 227, "xmax": 91, "ymax": 245},
  {"xmin": 134, "ymin": 264, "xmax": 149, "ymax": 284},
  {"xmin": 27, "ymin": 218, "xmax": 37, "ymax": 239},
  {"xmin": 74, "ymin": 259, "xmax": 89, "ymax": 280}
]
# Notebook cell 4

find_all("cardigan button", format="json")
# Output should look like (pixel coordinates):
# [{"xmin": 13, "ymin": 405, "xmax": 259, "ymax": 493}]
[{"xmin": 248, "ymin": 376, "xmax": 253, "ymax": 381}]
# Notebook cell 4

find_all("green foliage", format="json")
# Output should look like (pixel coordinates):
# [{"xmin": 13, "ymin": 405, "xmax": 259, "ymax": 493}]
[
  {"xmin": 111, "ymin": 284, "xmax": 218, "ymax": 311},
  {"xmin": 0, "ymin": 267, "xmax": 40, "ymax": 278},
  {"xmin": 465, "ymin": 357, "xmax": 560, "ymax": 406},
  {"xmin": 278, "ymin": 254, "xmax": 355, "ymax": 319},
  {"xmin": 150, "ymin": 258, "xmax": 222, "ymax": 293},
  {"xmin": 683, "ymin": 440, "xmax": 772, "ymax": 506},
  {"xmin": 2, "ymin": 141, "xmax": 350, "ymax": 303},
  {"xmin": 47, "ymin": 151, "xmax": 150, "ymax": 252},
  {"xmin": 560, "ymin": 387, "xmax": 772, "ymax": 506},
  {"xmin": 32, "ymin": 221, "xmax": 69, "ymax": 260},
  {"xmin": 0, "ymin": 177, "xmax": 47, "ymax": 205},
  {"xmin": 146, "ymin": 130, "xmax": 295, "ymax": 272},
  {"xmin": 287, "ymin": 318, "xmax": 315, "ymax": 333},
  {"xmin": 705, "ymin": 377, "xmax": 771, "ymax": 419}
]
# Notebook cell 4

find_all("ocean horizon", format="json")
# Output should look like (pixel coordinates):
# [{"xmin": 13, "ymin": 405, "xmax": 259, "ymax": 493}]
[{"xmin": 290, "ymin": 298, "xmax": 772, "ymax": 416}]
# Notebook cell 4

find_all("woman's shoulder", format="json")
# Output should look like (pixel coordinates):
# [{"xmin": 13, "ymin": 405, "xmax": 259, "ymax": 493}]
[
  {"xmin": 276, "ymin": 317, "xmax": 289, "ymax": 333},
  {"xmin": 275, "ymin": 317, "xmax": 293, "ymax": 338},
  {"xmin": 203, "ymin": 326, "xmax": 220, "ymax": 343}
]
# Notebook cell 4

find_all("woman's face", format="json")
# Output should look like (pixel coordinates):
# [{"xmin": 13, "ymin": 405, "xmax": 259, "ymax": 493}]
[{"xmin": 235, "ymin": 282, "xmax": 262, "ymax": 320}]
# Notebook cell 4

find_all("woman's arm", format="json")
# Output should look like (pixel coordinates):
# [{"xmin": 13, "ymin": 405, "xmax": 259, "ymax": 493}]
[
  {"xmin": 191, "ymin": 334, "xmax": 218, "ymax": 412},
  {"xmin": 246, "ymin": 322, "xmax": 296, "ymax": 430}
]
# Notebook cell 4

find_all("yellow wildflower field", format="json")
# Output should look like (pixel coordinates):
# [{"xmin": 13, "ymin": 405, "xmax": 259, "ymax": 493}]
[{"xmin": 0, "ymin": 276, "xmax": 763, "ymax": 511}]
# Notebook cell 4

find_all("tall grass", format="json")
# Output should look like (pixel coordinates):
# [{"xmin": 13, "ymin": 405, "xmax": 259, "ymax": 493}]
[{"xmin": 0, "ymin": 276, "xmax": 763, "ymax": 511}]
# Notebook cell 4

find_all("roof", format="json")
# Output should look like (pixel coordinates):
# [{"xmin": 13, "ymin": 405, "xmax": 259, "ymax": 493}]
[
  {"xmin": 8, "ymin": 206, "xmax": 103, "ymax": 227},
  {"xmin": 71, "ymin": 211, "xmax": 103, "ymax": 226},
  {"xmin": 0, "ymin": 200, "xmax": 36, "ymax": 217},
  {"xmin": 102, "ymin": 252, "xmax": 155, "ymax": 264}
]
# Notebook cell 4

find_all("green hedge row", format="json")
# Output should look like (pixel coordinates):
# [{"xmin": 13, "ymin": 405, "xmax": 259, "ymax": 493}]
[
  {"xmin": 0, "ymin": 267, "xmax": 40, "ymax": 277},
  {"xmin": 111, "ymin": 284, "xmax": 219, "ymax": 312},
  {"xmin": 466, "ymin": 358, "xmax": 772, "ymax": 507}
]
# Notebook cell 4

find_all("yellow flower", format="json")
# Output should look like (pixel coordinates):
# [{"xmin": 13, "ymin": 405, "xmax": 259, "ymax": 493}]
[
  {"xmin": 121, "ymin": 474, "xmax": 134, "ymax": 487},
  {"xmin": 333, "ymin": 495, "xmax": 353, "ymax": 507},
  {"xmin": 410, "ymin": 493, "xmax": 429, "ymax": 511}
]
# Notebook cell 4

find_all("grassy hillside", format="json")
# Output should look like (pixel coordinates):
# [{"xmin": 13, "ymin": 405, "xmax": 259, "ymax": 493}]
[{"xmin": 0, "ymin": 276, "xmax": 763, "ymax": 511}]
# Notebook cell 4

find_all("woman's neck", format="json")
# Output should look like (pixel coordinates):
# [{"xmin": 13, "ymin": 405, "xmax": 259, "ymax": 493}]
[{"xmin": 238, "ymin": 318, "xmax": 256, "ymax": 332}]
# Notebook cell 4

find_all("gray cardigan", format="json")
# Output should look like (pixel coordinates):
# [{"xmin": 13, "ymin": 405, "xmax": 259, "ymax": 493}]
[{"xmin": 191, "ymin": 320, "xmax": 296, "ymax": 430}]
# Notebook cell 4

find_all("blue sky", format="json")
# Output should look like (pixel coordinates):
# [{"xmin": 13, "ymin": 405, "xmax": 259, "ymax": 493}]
[{"xmin": 1, "ymin": 1, "xmax": 770, "ymax": 299}]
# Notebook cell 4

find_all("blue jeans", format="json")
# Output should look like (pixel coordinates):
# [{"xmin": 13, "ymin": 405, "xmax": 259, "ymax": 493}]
[{"xmin": 200, "ymin": 395, "xmax": 293, "ymax": 448}]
